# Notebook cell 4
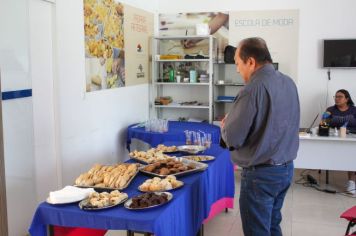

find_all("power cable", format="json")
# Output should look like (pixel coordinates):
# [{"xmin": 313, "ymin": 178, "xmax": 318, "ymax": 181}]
[{"xmin": 294, "ymin": 169, "xmax": 356, "ymax": 198}]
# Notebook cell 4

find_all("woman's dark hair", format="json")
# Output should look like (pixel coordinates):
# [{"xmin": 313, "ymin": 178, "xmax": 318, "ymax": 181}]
[
  {"xmin": 336, "ymin": 89, "xmax": 355, "ymax": 106},
  {"xmin": 238, "ymin": 37, "xmax": 273, "ymax": 64}
]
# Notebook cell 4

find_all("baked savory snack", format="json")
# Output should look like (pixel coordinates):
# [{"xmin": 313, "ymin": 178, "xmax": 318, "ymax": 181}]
[
  {"xmin": 183, "ymin": 155, "xmax": 215, "ymax": 162},
  {"xmin": 129, "ymin": 148, "xmax": 174, "ymax": 164},
  {"xmin": 155, "ymin": 144, "xmax": 178, "ymax": 152},
  {"xmin": 75, "ymin": 163, "xmax": 138, "ymax": 189},
  {"xmin": 82, "ymin": 190, "xmax": 128, "ymax": 209},
  {"xmin": 139, "ymin": 175, "xmax": 183, "ymax": 192}
]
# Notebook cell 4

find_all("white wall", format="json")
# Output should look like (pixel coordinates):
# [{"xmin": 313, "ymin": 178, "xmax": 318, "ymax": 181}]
[
  {"xmin": 0, "ymin": 0, "xmax": 37, "ymax": 235},
  {"xmin": 157, "ymin": 0, "xmax": 356, "ymax": 127},
  {"xmin": 55, "ymin": 0, "xmax": 158, "ymax": 185}
]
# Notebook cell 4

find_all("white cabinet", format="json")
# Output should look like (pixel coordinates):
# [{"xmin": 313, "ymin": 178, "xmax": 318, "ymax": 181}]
[{"xmin": 150, "ymin": 36, "xmax": 217, "ymax": 123}]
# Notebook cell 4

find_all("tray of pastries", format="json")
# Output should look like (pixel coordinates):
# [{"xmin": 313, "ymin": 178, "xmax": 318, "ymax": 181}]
[
  {"xmin": 140, "ymin": 158, "xmax": 208, "ymax": 177},
  {"xmin": 129, "ymin": 148, "xmax": 174, "ymax": 164},
  {"xmin": 79, "ymin": 190, "xmax": 128, "ymax": 210},
  {"xmin": 177, "ymin": 145, "xmax": 206, "ymax": 154},
  {"xmin": 181, "ymin": 155, "xmax": 215, "ymax": 162},
  {"xmin": 74, "ymin": 163, "xmax": 140, "ymax": 191},
  {"xmin": 138, "ymin": 175, "xmax": 183, "ymax": 192},
  {"xmin": 154, "ymin": 144, "xmax": 178, "ymax": 153},
  {"xmin": 124, "ymin": 192, "xmax": 173, "ymax": 210}
]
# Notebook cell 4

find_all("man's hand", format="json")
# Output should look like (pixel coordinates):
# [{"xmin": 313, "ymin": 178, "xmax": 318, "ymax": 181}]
[{"xmin": 221, "ymin": 114, "xmax": 228, "ymax": 129}]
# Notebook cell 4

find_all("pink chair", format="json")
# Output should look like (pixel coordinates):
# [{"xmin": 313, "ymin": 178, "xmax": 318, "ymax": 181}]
[
  {"xmin": 341, "ymin": 206, "xmax": 356, "ymax": 236},
  {"xmin": 53, "ymin": 226, "xmax": 106, "ymax": 236}
]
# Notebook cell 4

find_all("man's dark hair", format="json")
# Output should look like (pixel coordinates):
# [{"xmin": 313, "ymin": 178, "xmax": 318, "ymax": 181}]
[
  {"xmin": 238, "ymin": 37, "xmax": 273, "ymax": 64},
  {"xmin": 336, "ymin": 89, "xmax": 355, "ymax": 106}
]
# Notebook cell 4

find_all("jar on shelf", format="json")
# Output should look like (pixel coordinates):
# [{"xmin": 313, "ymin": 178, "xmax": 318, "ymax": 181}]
[{"xmin": 176, "ymin": 70, "xmax": 181, "ymax": 83}]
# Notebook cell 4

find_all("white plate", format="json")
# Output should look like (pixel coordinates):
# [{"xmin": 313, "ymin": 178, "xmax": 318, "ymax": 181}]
[
  {"xmin": 124, "ymin": 192, "xmax": 173, "ymax": 210},
  {"xmin": 177, "ymin": 145, "xmax": 206, "ymax": 154},
  {"xmin": 78, "ymin": 196, "xmax": 128, "ymax": 210},
  {"xmin": 181, "ymin": 155, "xmax": 215, "ymax": 162},
  {"xmin": 46, "ymin": 197, "xmax": 82, "ymax": 205},
  {"xmin": 138, "ymin": 182, "xmax": 184, "ymax": 192},
  {"xmin": 139, "ymin": 157, "xmax": 208, "ymax": 178}
]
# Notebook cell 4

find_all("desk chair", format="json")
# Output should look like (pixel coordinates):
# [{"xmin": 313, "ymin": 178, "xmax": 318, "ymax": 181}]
[{"xmin": 340, "ymin": 206, "xmax": 356, "ymax": 235}]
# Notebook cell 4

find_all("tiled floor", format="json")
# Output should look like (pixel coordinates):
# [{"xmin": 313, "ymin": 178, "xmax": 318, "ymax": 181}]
[{"xmin": 106, "ymin": 169, "xmax": 356, "ymax": 236}]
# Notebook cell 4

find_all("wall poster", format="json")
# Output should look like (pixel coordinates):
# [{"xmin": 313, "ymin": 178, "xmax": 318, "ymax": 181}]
[
  {"xmin": 84, "ymin": 0, "xmax": 153, "ymax": 92},
  {"xmin": 159, "ymin": 10, "xmax": 299, "ymax": 81},
  {"xmin": 159, "ymin": 12, "xmax": 229, "ymax": 62},
  {"xmin": 124, "ymin": 5, "xmax": 153, "ymax": 87}
]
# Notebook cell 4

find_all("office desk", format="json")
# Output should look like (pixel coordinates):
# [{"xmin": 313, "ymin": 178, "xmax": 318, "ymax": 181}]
[{"xmin": 295, "ymin": 134, "xmax": 356, "ymax": 171}]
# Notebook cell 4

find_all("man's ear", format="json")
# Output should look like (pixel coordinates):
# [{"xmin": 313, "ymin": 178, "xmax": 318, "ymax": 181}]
[{"xmin": 248, "ymin": 57, "xmax": 256, "ymax": 68}]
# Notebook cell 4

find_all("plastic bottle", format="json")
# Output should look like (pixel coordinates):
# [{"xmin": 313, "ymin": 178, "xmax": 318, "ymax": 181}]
[
  {"xmin": 169, "ymin": 67, "xmax": 175, "ymax": 82},
  {"xmin": 189, "ymin": 68, "xmax": 197, "ymax": 83}
]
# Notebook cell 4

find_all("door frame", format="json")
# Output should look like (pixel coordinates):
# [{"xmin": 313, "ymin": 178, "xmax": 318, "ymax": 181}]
[{"xmin": 0, "ymin": 69, "xmax": 9, "ymax": 235}]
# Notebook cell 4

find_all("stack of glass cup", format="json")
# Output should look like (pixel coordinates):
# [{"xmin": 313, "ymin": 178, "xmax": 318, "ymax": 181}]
[
  {"xmin": 184, "ymin": 130, "xmax": 212, "ymax": 148},
  {"xmin": 144, "ymin": 119, "xmax": 169, "ymax": 133}
]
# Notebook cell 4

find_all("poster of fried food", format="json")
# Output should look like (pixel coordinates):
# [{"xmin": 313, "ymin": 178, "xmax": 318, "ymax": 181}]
[
  {"xmin": 84, "ymin": 0, "xmax": 125, "ymax": 92},
  {"xmin": 159, "ymin": 12, "xmax": 229, "ymax": 62}
]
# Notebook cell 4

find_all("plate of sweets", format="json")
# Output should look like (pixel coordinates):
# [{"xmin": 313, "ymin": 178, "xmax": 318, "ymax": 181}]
[
  {"xmin": 124, "ymin": 192, "xmax": 173, "ymax": 210},
  {"xmin": 140, "ymin": 158, "xmax": 207, "ymax": 177},
  {"xmin": 177, "ymin": 145, "xmax": 206, "ymax": 154},
  {"xmin": 155, "ymin": 144, "xmax": 179, "ymax": 153},
  {"xmin": 138, "ymin": 175, "xmax": 183, "ymax": 192},
  {"xmin": 79, "ymin": 190, "xmax": 128, "ymax": 210},
  {"xmin": 181, "ymin": 155, "xmax": 215, "ymax": 162},
  {"xmin": 129, "ymin": 149, "xmax": 174, "ymax": 164}
]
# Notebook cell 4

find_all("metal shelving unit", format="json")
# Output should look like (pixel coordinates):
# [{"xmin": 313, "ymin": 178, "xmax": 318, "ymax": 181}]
[
  {"xmin": 214, "ymin": 83, "xmax": 244, "ymax": 86},
  {"xmin": 213, "ymin": 63, "xmax": 244, "ymax": 122},
  {"xmin": 155, "ymin": 82, "xmax": 209, "ymax": 86},
  {"xmin": 151, "ymin": 35, "xmax": 217, "ymax": 123}
]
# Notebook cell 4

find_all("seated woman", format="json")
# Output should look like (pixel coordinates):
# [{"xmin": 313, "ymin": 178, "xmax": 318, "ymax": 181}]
[{"xmin": 326, "ymin": 89, "xmax": 356, "ymax": 194}]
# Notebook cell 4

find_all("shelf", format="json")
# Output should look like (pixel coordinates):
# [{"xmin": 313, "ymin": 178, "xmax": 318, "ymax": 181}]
[
  {"xmin": 152, "ymin": 36, "xmax": 215, "ymax": 123},
  {"xmin": 155, "ymin": 82, "xmax": 209, "ymax": 86},
  {"xmin": 214, "ymin": 61, "xmax": 234, "ymax": 65},
  {"xmin": 154, "ymin": 35, "xmax": 214, "ymax": 40},
  {"xmin": 214, "ymin": 83, "xmax": 244, "ymax": 86},
  {"xmin": 156, "ymin": 59, "xmax": 210, "ymax": 62},
  {"xmin": 214, "ymin": 100, "xmax": 234, "ymax": 103},
  {"xmin": 154, "ymin": 103, "xmax": 209, "ymax": 109}
]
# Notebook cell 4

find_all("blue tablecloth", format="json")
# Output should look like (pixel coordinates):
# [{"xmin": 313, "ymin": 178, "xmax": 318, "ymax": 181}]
[
  {"xmin": 29, "ymin": 143, "xmax": 234, "ymax": 236},
  {"xmin": 127, "ymin": 121, "xmax": 221, "ymax": 150}
]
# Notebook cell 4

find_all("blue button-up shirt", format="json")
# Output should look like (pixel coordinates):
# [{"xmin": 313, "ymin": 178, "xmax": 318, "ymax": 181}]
[{"xmin": 222, "ymin": 64, "xmax": 300, "ymax": 168}]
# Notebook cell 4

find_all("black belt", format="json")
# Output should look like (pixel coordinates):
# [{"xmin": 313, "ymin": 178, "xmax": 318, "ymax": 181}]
[{"xmin": 243, "ymin": 160, "xmax": 293, "ymax": 170}]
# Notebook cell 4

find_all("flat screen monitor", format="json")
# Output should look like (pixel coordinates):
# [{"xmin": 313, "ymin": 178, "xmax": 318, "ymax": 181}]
[{"xmin": 323, "ymin": 39, "xmax": 356, "ymax": 68}]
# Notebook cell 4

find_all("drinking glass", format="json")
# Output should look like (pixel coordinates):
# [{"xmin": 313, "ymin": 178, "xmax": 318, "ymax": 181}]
[
  {"xmin": 185, "ymin": 130, "xmax": 192, "ymax": 145},
  {"xmin": 205, "ymin": 133, "xmax": 212, "ymax": 148}
]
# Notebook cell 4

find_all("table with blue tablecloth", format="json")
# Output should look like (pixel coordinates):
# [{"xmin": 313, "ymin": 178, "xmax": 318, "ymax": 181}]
[
  {"xmin": 127, "ymin": 121, "xmax": 221, "ymax": 150},
  {"xmin": 29, "ymin": 143, "xmax": 234, "ymax": 236}
]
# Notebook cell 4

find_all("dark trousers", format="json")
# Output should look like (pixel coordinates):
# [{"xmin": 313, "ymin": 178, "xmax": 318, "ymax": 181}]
[{"xmin": 239, "ymin": 162, "xmax": 294, "ymax": 236}]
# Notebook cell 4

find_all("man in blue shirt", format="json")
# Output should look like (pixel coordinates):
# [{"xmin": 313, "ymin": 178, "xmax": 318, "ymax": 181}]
[{"xmin": 221, "ymin": 37, "xmax": 300, "ymax": 236}]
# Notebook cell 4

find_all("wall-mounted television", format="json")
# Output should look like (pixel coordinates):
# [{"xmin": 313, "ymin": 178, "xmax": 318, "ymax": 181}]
[{"xmin": 323, "ymin": 39, "xmax": 356, "ymax": 68}]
